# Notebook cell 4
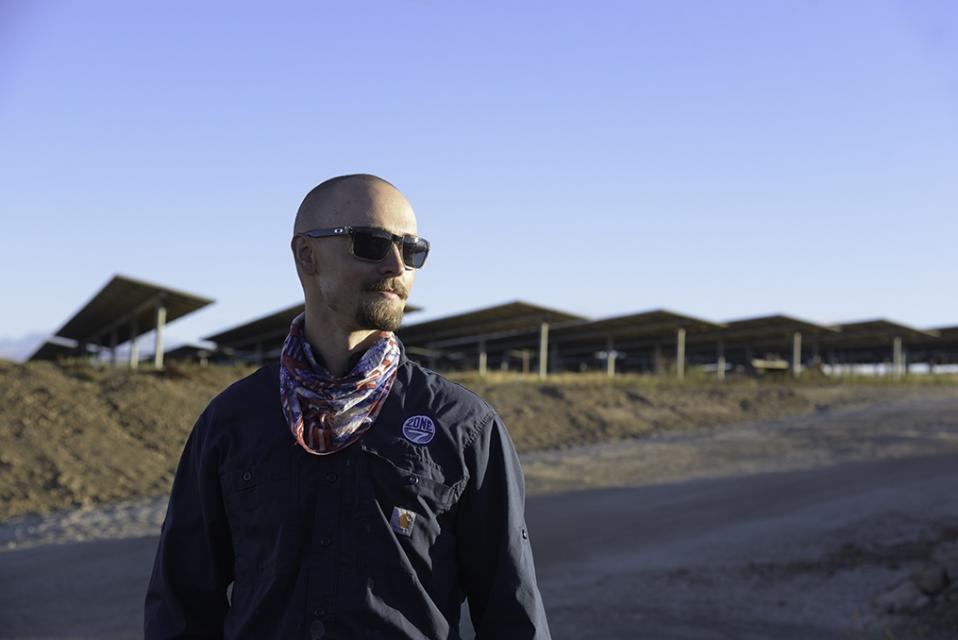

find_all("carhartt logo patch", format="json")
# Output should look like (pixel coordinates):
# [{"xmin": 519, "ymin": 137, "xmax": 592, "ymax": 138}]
[
  {"xmin": 390, "ymin": 507, "xmax": 417, "ymax": 536},
  {"xmin": 402, "ymin": 415, "xmax": 435, "ymax": 445}
]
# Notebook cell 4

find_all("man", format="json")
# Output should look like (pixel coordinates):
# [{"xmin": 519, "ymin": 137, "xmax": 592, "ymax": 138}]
[{"xmin": 145, "ymin": 174, "xmax": 551, "ymax": 639}]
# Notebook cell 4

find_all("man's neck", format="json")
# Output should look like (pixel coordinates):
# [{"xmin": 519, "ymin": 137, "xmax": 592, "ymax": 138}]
[{"xmin": 304, "ymin": 311, "xmax": 381, "ymax": 378}]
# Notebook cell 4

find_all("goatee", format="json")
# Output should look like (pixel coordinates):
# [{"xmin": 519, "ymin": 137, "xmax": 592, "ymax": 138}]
[
  {"xmin": 356, "ymin": 298, "xmax": 404, "ymax": 332},
  {"xmin": 356, "ymin": 279, "xmax": 408, "ymax": 331}
]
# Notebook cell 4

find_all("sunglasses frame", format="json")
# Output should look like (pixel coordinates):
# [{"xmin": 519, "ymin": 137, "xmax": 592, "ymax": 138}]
[{"xmin": 298, "ymin": 225, "xmax": 430, "ymax": 269}]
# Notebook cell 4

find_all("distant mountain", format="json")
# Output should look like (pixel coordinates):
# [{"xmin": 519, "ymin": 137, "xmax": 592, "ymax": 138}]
[{"xmin": 0, "ymin": 332, "xmax": 48, "ymax": 363}]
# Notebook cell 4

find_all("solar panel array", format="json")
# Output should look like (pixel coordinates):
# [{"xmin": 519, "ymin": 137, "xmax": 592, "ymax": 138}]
[
  {"xmin": 29, "ymin": 274, "xmax": 958, "ymax": 378},
  {"xmin": 396, "ymin": 304, "xmax": 958, "ymax": 378}
]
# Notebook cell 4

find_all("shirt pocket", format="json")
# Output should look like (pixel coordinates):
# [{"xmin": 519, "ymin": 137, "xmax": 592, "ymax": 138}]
[
  {"xmin": 220, "ymin": 461, "xmax": 302, "ymax": 574},
  {"xmin": 358, "ymin": 442, "xmax": 465, "ymax": 580}
]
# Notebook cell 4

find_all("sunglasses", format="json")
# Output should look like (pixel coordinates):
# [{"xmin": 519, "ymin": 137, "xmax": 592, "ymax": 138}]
[{"xmin": 299, "ymin": 226, "xmax": 430, "ymax": 269}]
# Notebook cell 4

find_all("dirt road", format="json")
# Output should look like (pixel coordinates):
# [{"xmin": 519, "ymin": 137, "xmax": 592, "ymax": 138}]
[
  {"xmin": 2, "ymin": 390, "xmax": 957, "ymax": 639},
  {"xmin": 531, "ymin": 453, "xmax": 958, "ymax": 639}
]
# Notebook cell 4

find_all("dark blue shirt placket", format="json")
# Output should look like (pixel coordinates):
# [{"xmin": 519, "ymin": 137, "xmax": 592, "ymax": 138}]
[{"xmin": 303, "ymin": 445, "xmax": 352, "ymax": 639}]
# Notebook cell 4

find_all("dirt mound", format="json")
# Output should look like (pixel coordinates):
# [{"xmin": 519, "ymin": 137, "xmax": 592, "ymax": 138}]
[
  {"xmin": 468, "ymin": 376, "xmax": 815, "ymax": 451},
  {"xmin": 0, "ymin": 359, "xmax": 255, "ymax": 520},
  {"xmin": 0, "ymin": 360, "xmax": 924, "ymax": 520}
]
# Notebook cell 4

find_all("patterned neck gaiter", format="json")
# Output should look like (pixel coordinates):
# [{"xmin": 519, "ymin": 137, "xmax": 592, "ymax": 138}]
[{"xmin": 279, "ymin": 312, "xmax": 401, "ymax": 455}]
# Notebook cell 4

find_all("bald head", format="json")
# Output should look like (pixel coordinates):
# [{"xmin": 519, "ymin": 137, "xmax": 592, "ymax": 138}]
[
  {"xmin": 291, "ymin": 173, "xmax": 419, "ymax": 338},
  {"xmin": 294, "ymin": 174, "xmax": 410, "ymax": 234}
]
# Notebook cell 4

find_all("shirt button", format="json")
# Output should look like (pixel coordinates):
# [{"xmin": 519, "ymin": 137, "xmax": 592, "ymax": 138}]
[
  {"xmin": 242, "ymin": 471, "xmax": 252, "ymax": 481},
  {"xmin": 313, "ymin": 607, "xmax": 326, "ymax": 617},
  {"xmin": 319, "ymin": 537, "xmax": 332, "ymax": 547},
  {"xmin": 325, "ymin": 472, "xmax": 338, "ymax": 483}
]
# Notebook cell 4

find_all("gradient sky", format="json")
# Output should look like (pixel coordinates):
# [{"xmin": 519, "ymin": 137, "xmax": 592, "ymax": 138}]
[{"xmin": 2, "ymin": 0, "xmax": 956, "ymax": 360}]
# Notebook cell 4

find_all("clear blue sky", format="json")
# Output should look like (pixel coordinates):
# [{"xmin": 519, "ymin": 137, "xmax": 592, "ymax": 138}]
[{"xmin": 2, "ymin": 0, "xmax": 956, "ymax": 360}]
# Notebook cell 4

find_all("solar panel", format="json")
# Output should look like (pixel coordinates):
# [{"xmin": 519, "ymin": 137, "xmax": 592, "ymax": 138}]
[
  {"xmin": 399, "ymin": 301, "xmax": 586, "ymax": 348},
  {"xmin": 52, "ymin": 274, "xmax": 213, "ymax": 346},
  {"xmin": 29, "ymin": 274, "xmax": 213, "ymax": 364}
]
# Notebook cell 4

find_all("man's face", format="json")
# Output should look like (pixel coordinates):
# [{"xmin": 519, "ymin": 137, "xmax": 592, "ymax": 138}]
[{"xmin": 298, "ymin": 183, "xmax": 418, "ymax": 333}]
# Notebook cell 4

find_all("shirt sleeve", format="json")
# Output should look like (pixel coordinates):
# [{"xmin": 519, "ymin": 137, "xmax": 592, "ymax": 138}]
[
  {"xmin": 457, "ymin": 412, "xmax": 552, "ymax": 639},
  {"xmin": 144, "ymin": 410, "xmax": 235, "ymax": 639}
]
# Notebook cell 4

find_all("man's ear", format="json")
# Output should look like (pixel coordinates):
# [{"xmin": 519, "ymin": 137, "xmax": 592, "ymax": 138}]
[{"xmin": 291, "ymin": 236, "xmax": 319, "ymax": 275}]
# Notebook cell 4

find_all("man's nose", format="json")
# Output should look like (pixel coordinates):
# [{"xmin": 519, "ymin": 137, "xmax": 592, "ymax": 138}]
[{"xmin": 378, "ymin": 240, "xmax": 406, "ymax": 275}]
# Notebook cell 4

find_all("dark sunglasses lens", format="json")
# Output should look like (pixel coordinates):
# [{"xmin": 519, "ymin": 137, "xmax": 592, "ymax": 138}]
[
  {"xmin": 402, "ymin": 239, "xmax": 429, "ymax": 268},
  {"xmin": 350, "ymin": 232, "xmax": 392, "ymax": 261}
]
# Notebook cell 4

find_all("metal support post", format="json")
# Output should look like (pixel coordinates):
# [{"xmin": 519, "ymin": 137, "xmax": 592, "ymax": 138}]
[
  {"xmin": 538, "ymin": 323, "xmax": 549, "ymax": 380},
  {"xmin": 478, "ymin": 337, "xmax": 487, "ymax": 378},
  {"xmin": 154, "ymin": 303, "xmax": 167, "ymax": 369},
  {"xmin": 716, "ymin": 340, "xmax": 726, "ymax": 381},
  {"xmin": 606, "ymin": 335, "xmax": 616, "ymax": 378},
  {"xmin": 792, "ymin": 332, "xmax": 802, "ymax": 378},
  {"xmin": 129, "ymin": 317, "xmax": 139, "ymax": 369},
  {"xmin": 893, "ymin": 336, "xmax": 903, "ymax": 379},
  {"xmin": 676, "ymin": 328, "xmax": 686, "ymax": 380}
]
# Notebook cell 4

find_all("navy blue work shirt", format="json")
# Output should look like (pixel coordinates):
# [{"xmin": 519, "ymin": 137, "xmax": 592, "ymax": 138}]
[{"xmin": 144, "ymin": 344, "xmax": 551, "ymax": 639}]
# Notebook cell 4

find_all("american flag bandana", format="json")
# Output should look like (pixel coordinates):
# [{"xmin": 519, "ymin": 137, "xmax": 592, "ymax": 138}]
[{"xmin": 279, "ymin": 312, "xmax": 400, "ymax": 455}]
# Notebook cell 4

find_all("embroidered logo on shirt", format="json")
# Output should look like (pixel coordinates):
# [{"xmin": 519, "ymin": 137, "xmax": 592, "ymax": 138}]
[
  {"xmin": 390, "ymin": 507, "xmax": 417, "ymax": 536},
  {"xmin": 401, "ymin": 415, "xmax": 436, "ymax": 445}
]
